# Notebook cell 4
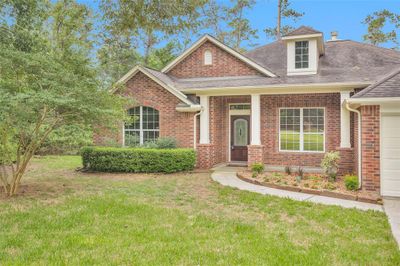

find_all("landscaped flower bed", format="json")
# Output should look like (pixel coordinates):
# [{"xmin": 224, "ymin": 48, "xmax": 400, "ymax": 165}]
[{"xmin": 237, "ymin": 170, "xmax": 382, "ymax": 204}]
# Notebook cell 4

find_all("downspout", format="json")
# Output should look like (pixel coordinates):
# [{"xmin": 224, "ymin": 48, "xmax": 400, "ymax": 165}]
[
  {"xmin": 345, "ymin": 101, "xmax": 362, "ymax": 189},
  {"xmin": 193, "ymin": 108, "xmax": 203, "ymax": 150}
]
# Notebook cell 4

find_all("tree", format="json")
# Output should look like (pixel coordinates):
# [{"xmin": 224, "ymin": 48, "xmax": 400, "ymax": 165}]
[
  {"xmin": 363, "ymin": 9, "xmax": 400, "ymax": 48},
  {"xmin": 0, "ymin": 0, "xmax": 127, "ymax": 196},
  {"xmin": 226, "ymin": 0, "xmax": 258, "ymax": 50},
  {"xmin": 100, "ymin": 0, "xmax": 206, "ymax": 65},
  {"xmin": 264, "ymin": 0, "xmax": 303, "ymax": 40}
]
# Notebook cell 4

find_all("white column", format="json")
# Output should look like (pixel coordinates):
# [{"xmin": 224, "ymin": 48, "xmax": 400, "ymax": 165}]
[
  {"xmin": 340, "ymin": 91, "xmax": 351, "ymax": 148},
  {"xmin": 251, "ymin": 94, "xmax": 261, "ymax": 145},
  {"xmin": 199, "ymin": 95, "xmax": 210, "ymax": 144}
]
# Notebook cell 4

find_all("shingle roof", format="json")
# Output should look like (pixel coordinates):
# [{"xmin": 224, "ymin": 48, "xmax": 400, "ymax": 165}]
[
  {"xmin": 352, "ymin": 68, "xmax": 400, "ymax": 98},
  {"xmin": 125, "ymin": 33, "xmax": 400, "ymax": 92},
  {"xmin": 283, "ymin": 26, "xmax": 322, "ymax": 37},
  {"xmin": 245, "ymin": 39, "xmax": 400, "ymax": 81}
]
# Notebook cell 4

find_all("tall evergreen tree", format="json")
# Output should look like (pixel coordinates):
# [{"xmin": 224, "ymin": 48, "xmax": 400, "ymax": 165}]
[{"xmin": 363, "ymin": 9, "xmax": 400, "ymax": 48}]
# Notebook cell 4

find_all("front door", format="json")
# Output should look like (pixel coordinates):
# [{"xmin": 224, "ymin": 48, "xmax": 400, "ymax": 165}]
[{"xmin": 231, "ymin": 115, "xmax": 250, "ymax": 161}]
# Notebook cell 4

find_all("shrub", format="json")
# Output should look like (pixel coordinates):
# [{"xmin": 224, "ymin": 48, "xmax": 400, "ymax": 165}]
[
  {"xmin": 344, "ymin": 175, "xmax": 359, "ymax": 191},
  {"xmin": 297, "ymin": 167, "xmax": 304, "ymax": 178},
  {"xmin": 251, "ymin": 162, "xmax": 264, "ymax": 176},
  {"xmin": 284, "ymin": 165, "xmax": 292, "ymax": 175},
  {"xmin": 154, "ymin": 137, "xmax": 177, "ymax": 149},
  {"xmin": 81, "ymin": 146, "xmax": 196, "ymax": 173},
  {"xmin": 321, "ymin": 151, "xmax": 340, "ymax": 181}
]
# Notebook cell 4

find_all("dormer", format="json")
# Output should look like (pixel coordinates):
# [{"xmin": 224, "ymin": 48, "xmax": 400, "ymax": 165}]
[{"xmin": 282, "ymin": 26, "xmax": 324, "ymax": 76}]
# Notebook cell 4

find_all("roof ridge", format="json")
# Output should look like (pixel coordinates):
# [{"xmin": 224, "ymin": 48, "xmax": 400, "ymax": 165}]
[
  {"xmin": 353, "ymin": 67, "xmax": 400, "ymax": 98},
  {"xmin": 334, "ymin": 40, "xmax": 400, "ymax": 54}
]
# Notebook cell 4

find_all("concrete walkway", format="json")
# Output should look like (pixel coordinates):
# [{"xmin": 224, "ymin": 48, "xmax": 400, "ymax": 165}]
[
  {"xmin": 383, "ymin": 198, "xmax": 400, "ymax": 248},
  {"xmin": 211, "ymin": 165, "xmax": 383, "ymax": 212}
]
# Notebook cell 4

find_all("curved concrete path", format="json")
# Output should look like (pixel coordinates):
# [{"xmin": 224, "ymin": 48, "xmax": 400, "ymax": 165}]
[{"xmin": 211, "ymin": 165, "xmax": 383, "ymax": 212}]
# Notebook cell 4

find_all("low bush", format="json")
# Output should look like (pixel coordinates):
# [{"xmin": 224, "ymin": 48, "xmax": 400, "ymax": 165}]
[
  {"xmin": 81, "ymin": 146, "xmax": 196, "ymax": 173},
  {"xmin": 344, "ymin": 175, "xmax": 359, "ymax": 191},
  {"xmin": 284, "ymin": 165, "xmax": 292, "ymax": 175},
  {"xmin": 251, "ymin": 163, "xmax": 264, "ymax": 176},
  {"xmin": 321, "ymin": 151, "xmax": 340, "ymax": 181}
]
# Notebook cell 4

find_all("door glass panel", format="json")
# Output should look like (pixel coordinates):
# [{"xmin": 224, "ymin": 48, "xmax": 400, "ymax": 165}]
[{"xmin": 234, "ymin": 119, "xmax": 248, "ymax": 146}]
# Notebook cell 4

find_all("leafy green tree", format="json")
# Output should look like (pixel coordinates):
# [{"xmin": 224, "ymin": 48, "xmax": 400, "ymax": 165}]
[
  {"xmin": 363, "ymin": 9, "xmax": 400, "ymax": 48},
  {"xmin": 264, "ymin": 0, "xmax": 303, "ymax": 40},
  {"xmin": 0, "ymin": 0, "xmax": 127, "ymax": 196},
  {"xmin": 146, "ymin": 42, "xmax": 177, "ymax": 70},
  {"xmin": 100, "ymin": 0, "xmax": 206, "ymax": 65}
]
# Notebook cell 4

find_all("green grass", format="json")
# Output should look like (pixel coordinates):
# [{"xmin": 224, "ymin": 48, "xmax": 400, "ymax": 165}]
[
  {"xmin": 280, "ymin": 130, "xmax": 324, "ymax": 151},
  {"xmin": 1, "ymin": 156, "xmax": 399, "ymax": 265}
]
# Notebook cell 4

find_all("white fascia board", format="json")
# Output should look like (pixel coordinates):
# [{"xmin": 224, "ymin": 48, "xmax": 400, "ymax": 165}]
[
  {"xmin": 161, "ymin": 35, "xmax": 277, "ymax": 77},
  {"xmin": 180, "ymin": 82, "xmax": 369, "ymax": 96},
  {"xmin": 112, "ymin": 65, "xmax": 193, "ymax": 106},
  {"xmin": 346, "ymin": 97, "xmax": 400, "ymax": 105},
  {"xmin": 281, "ymin": 33, "xmax": 323, "ymax": 41}
]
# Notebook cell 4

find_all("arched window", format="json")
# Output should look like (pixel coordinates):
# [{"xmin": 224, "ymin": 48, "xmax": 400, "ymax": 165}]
[
  {"xmin": 204, "ymin": 50, "xmax": 212, "ymax": 65},
  {"xmin": 124, "ymin": 106, "xmax": 159, "ymax": 146}
]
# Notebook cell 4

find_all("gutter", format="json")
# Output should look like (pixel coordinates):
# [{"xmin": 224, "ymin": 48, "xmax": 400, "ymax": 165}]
[
  {"xmin": 175, "ymin": 104, "xmax": 202, "ymax": 112},
  {"xmin": 345, "ymin": 100, "xmax": 362, "ymax": 189},
  {"xmin": 193, "ymin": 108, "xmax": 203, "ymax": 150}
]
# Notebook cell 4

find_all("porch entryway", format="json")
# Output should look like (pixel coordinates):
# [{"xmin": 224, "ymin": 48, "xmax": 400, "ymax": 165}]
[{"xmin": 230, "ymin": 115, "xmax": 250, "ymax": 161}]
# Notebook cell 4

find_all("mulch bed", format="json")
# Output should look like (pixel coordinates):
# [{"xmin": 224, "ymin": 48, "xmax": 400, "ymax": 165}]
[{"xmin": 237, "ymin": 171, "xmax": 382, "ymax": 205}]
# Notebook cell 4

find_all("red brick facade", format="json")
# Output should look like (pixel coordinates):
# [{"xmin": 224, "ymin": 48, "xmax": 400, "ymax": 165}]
[
  {"xmin": 360, "ymin": 105, "xmax": 380, "ymax": 193},
  {"xmin": 167, "ymin": 41, "xmax": 263, "ymax": 78},
  {"xmin": 96, "ymin": 38, "xmax": 385, "ymax": 196},
  {"xmin": 94, "ymin": 72, "xmax": 195, "ymax": 148}
]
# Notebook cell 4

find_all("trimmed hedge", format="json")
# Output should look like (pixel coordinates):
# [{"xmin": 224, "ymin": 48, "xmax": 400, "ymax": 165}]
[{"xmin": 81, "ymin": 146, "xmax": 196, "ymax": 173}]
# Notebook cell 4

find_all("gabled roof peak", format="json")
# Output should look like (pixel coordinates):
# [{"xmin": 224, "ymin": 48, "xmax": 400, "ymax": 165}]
[
  {"xmin": 161, "ymin": 34, "xmax": 277, "ymax": 77},
  {"xmin": 283, "ymin": 26, "xmax": 322, "ymax": 37}
]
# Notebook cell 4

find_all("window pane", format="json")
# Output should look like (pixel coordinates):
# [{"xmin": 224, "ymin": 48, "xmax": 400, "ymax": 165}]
[
  {"xmin": 124, "ymin": 131, "xmax": 140, "ymax": 146},
  {"xmin": 295, "ymin": 41, "xmax": 309, "ymax": 69},
  {"xmin": 143, "ymin": 130, "xmax": 159, "ymax": 143},
  {"xmin": 234, "ymin": 119, "xmax": 248, "ymax": 146},
  {"xmin": 303, "ymin": 108, "xmax": 324, "ymax": 151},
  {"xmin": 142, "ymin": 106, "xmax": 159, "ymax": 130},
  {"xmin": 125, "ymin": 107, "xmax": 140, "ymax": 129},
  {"xmin": 280, "ymin": 108, "xmax": 301, "ymax": 151}
]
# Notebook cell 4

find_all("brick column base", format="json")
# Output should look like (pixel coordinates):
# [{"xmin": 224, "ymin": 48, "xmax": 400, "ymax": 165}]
[
  {"xmin": 336, "ymin": 147, "xmax": 355, "ymax": 175},
  {"xmin": 247, "ymin": 145, "xmax": 264, "ymax": 169},
  {"xmin": 196, "ymin": 144, "xmax": 215, "ymax": 169}
]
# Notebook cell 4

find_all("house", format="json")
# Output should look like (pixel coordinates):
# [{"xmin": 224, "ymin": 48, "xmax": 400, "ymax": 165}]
[{"xmin": 95, "ymin": 26, "xmax": 400, "ymax": 198}]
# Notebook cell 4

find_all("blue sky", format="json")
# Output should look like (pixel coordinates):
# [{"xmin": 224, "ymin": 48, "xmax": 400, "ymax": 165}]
[{"xmin": 81, "ymin": 0, "xmax": 399, "ymax": 50}]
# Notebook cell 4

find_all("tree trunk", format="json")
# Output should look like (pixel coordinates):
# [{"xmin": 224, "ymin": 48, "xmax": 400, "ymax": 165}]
[{"xmin": 276, "ymin": 0, "xmax": 282, "ymax": 39}]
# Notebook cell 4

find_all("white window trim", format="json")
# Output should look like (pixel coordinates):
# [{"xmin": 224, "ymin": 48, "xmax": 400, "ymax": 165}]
[
  {"xmin": 123, "ymin": 106, "xmax": 160, "ymax": 146},
  {"xmin": 204, "ymin": 49, "xmax": 212, "ymax": 65},
  {"xmin": 294, "ymin": 40, "xmax": 309, "ymax": 69},
  {"xmin": 278, "ymin": 107, "xmax": 325, "ymax": 153}
]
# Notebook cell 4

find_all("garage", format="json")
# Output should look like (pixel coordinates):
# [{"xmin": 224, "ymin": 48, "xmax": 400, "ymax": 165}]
[{"xmin": 381, "ymin": 113, "xmax": 400, "ymax": 197}]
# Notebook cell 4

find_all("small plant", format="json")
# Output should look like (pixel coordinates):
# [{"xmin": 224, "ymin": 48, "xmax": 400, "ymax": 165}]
[
  {"xmin": 321, "ymin": 151, "xmax": 341, "ymax": 181},
  {"xmin": 284, "ymin": 165, "xmax": 292, "ymax": 175},
  {"xmin": 344, "ymin": 175, "xmax": 359, "ymax": 191},
  {"xmin": 323, "ymin": 182, "xmax": 337, "ymax": 191},
  {"xmin": 251, "ymin": 162, "xmax": 264, "ymax": 176},
  {"xmin": 296, "ymin": 167, "xmax": 304, "ymax": 183}
]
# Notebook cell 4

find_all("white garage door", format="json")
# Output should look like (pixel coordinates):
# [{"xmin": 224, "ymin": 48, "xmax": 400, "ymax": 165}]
[{"xmin": 381, "ymin": 114, "xmax": 400, "ymax": 197}]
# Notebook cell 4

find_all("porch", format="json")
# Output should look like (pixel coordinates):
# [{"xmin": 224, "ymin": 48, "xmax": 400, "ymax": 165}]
[{"xmin": 196, "ymin": 93, "xmax": 354, "ymax": 172}]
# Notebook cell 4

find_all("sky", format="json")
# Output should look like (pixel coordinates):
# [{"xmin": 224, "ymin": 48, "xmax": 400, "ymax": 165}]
[{"xmin": 80, "ymin": 0, "xmax": 399, "ymax": 50}]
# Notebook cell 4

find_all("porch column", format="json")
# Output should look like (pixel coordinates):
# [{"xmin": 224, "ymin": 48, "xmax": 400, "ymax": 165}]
[
  {"xmin": 199, "ymin": 95, "xmax": 210, "ymax": 144},
  {"xmin": 251, "ymin": 94, "xmax": 261, "ymax": 145},
  {"xmin": 340, "ymin": 91, "xmax": 351, "ymax": 148}
]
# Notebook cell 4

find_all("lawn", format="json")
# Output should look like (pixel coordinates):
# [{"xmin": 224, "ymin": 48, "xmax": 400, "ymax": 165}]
[{"xmin": 0, "ymin": 156, "xmax": 399, "ymax": 265}]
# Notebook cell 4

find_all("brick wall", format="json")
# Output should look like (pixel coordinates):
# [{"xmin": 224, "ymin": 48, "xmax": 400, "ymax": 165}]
[
  {"xmin": 94, "ymin": 72, "xmax": 195, "ymax": 148},
  {"xmin": 260, "ymin": 93, "xmax": 350, "ymax": 168},
  {"xmin": 167, "ymin": 41, "xmax": 262, "ymax": 78},
  {"xmin": 360, "ymin": 105, "xmax": 380, "ymax": 193}
]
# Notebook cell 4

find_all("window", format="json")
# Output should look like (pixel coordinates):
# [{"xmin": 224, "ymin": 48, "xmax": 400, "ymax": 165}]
[
  {"xmin": 124, "ymin": 106, "xmax": 159, "ymax": 146},
  {"xmin": 279, "ymin": 108, "xmax": 324, "ymax": 152},
  {"xmin": 230, "ymin": 104, "xmax": 250, "ymax": 110},
  {"xmin": 295, "ymin": 41, "xmax": 309, "ymax": 69},
  {"xmin": 204, "ymin": 50, "xmax": 212, "ymax": 65}
]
